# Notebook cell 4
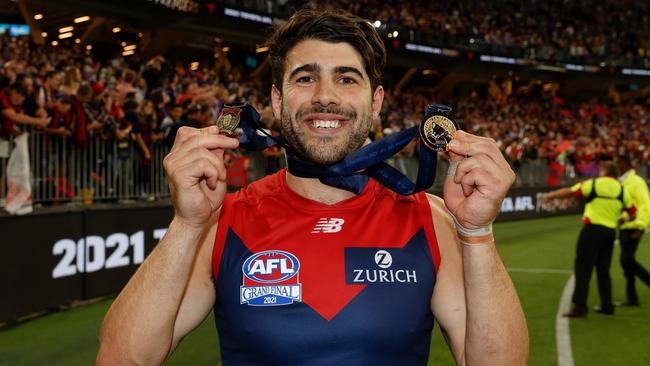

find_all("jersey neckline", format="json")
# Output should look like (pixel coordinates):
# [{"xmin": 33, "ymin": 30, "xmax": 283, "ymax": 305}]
[{"xmin": 277, "ymin": 169, "xmax": 382, "ymax": 213}]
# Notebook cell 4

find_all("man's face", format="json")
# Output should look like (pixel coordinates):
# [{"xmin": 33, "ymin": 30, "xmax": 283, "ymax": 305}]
[
  {"xmin": 9, "ymin": 90, "xmax": 24, "ymax": 106},
  {"xmin": 58, "ymin": 102, "xmax": 71, "ymax": 113},
  {"xmin": 47, "ymin": 73, "xmax": 62, "ymax": 90},
  {"xmin": 22, "ymin": 77, "xmax": 33, "ymax": 93},
  {"xmin": 170, "ymin": 107, "xmax": 183, "ymax": 121},
  {"xmin": 271, "ymin": 39, "xmax": 384, "ymax": 164}
]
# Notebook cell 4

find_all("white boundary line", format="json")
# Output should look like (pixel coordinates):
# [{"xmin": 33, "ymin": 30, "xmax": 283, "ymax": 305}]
[{"xmin": 556, "ymin": 274, "xmax": 575, "ymax": 366}]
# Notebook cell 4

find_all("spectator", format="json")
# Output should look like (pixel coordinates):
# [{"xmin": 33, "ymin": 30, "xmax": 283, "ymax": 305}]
[
  {"xmin": 160, "ymin": 103, "xmax": 183, "ymax": 130},
  {"xmin": 37, "ymin": 70, "xmax": 62, "ymax": 110},
  {"xmin": 44, "ymin": 95, "xmax": 74, "ymax": 139},
  {"xmin": 60, "ymin": 65, "xmax": 82, "ymax": 96},
  {"xmin": 0, "ymin": 83, "xmax": 50, "ymax": 138},
  {"xmin": 15, "ymin": 73, "xmax": 46, "ymax": 119},
  {"xmin": 117, "ymin": 69, "xmax": 137, "ymax": 105}
]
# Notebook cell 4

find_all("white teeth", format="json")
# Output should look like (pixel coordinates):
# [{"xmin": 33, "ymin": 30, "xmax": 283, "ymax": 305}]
[{"xmin": 312, "ymin": 120, "xmax": 341, "ymax": 128}]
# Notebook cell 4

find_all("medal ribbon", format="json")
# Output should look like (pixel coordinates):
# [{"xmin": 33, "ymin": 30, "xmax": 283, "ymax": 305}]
[{"xmin": 231, "ymin": 104, "xmax": 442, "ymax": 195}]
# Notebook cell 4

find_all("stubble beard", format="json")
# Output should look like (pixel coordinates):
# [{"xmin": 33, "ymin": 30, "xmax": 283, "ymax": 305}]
[{"xmin": 280, "ymin": 103, "xmax": 372, "ymax": 164}]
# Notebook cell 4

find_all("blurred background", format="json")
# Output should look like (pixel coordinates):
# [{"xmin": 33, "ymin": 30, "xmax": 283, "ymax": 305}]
[{"xmin": 0, "ymin": 0, "xmax": 648, "ymax": 365}]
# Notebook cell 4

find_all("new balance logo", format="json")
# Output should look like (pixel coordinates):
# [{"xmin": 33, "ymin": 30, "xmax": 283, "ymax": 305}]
[{"xmin": 311, "ymin": 218, "xmax": 345, "ymax": 233}]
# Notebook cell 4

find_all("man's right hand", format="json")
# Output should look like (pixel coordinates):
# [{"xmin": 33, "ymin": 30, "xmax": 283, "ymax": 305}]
[{"xmin": 163, "ymin": 126, "xmax": 239, "ymax": 229}]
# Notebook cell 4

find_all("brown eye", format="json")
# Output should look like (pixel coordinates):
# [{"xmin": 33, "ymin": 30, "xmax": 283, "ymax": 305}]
[
  {"xmin": 338, "ymin": 77, "xmax": 357, "ymax": 85},
  {"xmin": 296, "ymin": 76, "xmax": 315, "ymax": 84}
]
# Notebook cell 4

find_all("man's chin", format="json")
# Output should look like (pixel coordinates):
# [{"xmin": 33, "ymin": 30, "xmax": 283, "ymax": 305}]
[
  {"xmin": 300, "ymin": 145, "xmax": 351, "ymax": 165},
  {"xmin": 302, "ymin": 152, "xmax": 347, "ymax": 165}
]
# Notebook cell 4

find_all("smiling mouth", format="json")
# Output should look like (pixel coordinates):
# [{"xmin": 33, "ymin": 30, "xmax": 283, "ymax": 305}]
[{"xmin": 311, "ymin": 120, "xmax": 342, "ymax": 129}]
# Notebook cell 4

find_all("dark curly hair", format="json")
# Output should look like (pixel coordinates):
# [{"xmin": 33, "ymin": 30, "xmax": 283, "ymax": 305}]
[{"xmin": 267, "ymin": 8, "xmax": 386, "ymax": 92}]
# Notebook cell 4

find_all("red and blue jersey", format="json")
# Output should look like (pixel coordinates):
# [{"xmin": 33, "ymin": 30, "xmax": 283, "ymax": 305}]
[{"xmin": 212, "ymin": 169, "xmax": 441, "ymax": 365}]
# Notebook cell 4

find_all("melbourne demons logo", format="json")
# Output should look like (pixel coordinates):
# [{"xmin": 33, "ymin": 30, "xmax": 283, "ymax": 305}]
[{"xmin": 240, "ymin": 250, "xmax": 302, "ymax": 306}]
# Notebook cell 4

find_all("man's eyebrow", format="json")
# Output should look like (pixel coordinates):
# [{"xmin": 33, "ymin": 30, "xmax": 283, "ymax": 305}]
[
  {"xmin": 334, "ymin": 66, "xmax": 364, "ymax": 79},
  {"xmin": 288, "ymin": 63, "xmax": 320, "ymax": 80}
]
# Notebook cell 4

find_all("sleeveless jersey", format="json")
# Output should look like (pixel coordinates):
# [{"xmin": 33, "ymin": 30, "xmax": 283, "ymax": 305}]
[{"xmin": 212, "ymin": 169, "xmax": 441, "ymax": 365}]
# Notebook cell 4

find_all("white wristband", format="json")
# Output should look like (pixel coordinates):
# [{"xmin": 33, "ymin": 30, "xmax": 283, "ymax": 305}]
[{"xmin": 452, "ymin": 216, "xmax": 493, "ymax": 237}]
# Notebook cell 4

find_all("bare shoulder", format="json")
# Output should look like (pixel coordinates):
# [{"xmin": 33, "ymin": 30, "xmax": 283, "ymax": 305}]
[
  {"xmin": 424, "ymin": 193, "xmax": 449, "ymax": 216},
  {"xmin": 424, "ymin": 193, "xmax": 457, "ymax": 240}
]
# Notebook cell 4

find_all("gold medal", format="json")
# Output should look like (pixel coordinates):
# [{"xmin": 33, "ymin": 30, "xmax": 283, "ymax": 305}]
[
  {"xmin": 419, "ymin": 114, "xmax": 458, "ymax": 152},
  {"xmin": 216, "ymin": 106, "xmax": 243, "ymax": 135}
]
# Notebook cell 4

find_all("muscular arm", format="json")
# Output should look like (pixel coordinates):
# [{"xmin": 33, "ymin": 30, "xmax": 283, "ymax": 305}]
[
  {"xmin": 428, "ymin": 194, "xmax": 466, "ymax": 364},
  {"xmin": 461, "ymin": 234, "xmax": 527, "ymax": 365},
  {"xmin": 429, "ymin": 194, "xmax": 528, "ymax": 365},
  {"xmin": 96, "ymin": 217, "xmax": 217, "ymax": 365},
  {"xmin": 432, "ymin": 130, "xmax": 528, "ymax": 365},
  {"xmin": 2, "ymin": 108, "xmax": 48, "ymax": 126},
  {"xmin": 98, "ymin": 126, "xmax": 238, "ymax": 365}
]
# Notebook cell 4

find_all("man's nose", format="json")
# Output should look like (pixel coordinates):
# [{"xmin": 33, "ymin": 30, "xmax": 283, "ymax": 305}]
[{"xmin": 311, "ymin": 79, "xmax": 340, "ymax": 107}]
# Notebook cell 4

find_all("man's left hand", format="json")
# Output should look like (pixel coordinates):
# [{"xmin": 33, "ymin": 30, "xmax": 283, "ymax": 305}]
[{"xmin": 443, "ymin": 130, "xmax": 515, "ymax": 229}]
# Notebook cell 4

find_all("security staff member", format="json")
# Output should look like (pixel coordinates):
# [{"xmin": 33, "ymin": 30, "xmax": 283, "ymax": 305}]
[
  {"xmin": 616, "ymin": 156, "xmax": 650, "ymax": 306},
  {"xmin": 544, "ymin": 162, "xmax": 635, "ymax": 317}
]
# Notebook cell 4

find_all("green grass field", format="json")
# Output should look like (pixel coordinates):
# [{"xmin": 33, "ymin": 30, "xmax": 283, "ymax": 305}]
[{"xmin": 1, "ymin": 215, "xmax": 649, "ymax": 366}]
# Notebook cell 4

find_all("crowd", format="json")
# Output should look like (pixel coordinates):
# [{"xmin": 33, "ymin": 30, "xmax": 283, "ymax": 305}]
[
  {"xmin": 234, "ymin": 0, "xmax": 650, "ymax": 65},
  {"xmin": 0, "ymin": 31, "xmax": 648, "ymax": 205},
  {"xmin": 379, "ymin": 83, "xmax": 649, "ymax": 186},
  {"xmin": 0, "ymin": 34, "xmax": 277, "ymax": 196}
]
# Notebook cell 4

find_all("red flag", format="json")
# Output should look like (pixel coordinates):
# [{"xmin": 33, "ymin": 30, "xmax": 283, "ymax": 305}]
[{"xmin": 546, "ymin": 161, "xmax": 565, "ymax": 187}]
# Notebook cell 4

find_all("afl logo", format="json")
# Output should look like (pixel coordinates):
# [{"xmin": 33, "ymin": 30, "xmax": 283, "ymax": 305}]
[
  {"xmin": 242, "ymin": 250, "xmax": 300, "ymax": 283},
  {"xmin": 240, "ymin": 250, "xmax": 302, "ymax": 306}
]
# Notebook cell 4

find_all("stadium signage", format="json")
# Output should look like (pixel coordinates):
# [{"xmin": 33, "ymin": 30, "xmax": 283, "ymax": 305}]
[
  {"xmin": 564, "ymin": 64, "xmax": 585, "ymax": 72},
  {"xmin": 0, "ymin": 24, "xmax": 30, "ymax": 36},
  {"xmin": 224, "ymin": 7, "xmax": 272, "ymax": 25},
  {"xmin": 51, "ymin": 229, "xmax": 167, "ymax": 279},
  {"xmin": 500, "ymin": 195, "xmax": 535, "ymax": 213},
  {"xmin": 563, "ymin": 64, "xmax": 600, "ymax": 73},
  {"xmin": 1, "ymin": 205, "xmax": 174, "ymax": 322},
  {"xmin": 479, "ymin": 55, "xmax": 516, "ymax": 64},
  {"xmin": 405, "ymin": 43, "xmax": 442, "ymax": 55},
  {"xmin": 621, "ymin": 68, "xmax": 650, "ymax": 77}
]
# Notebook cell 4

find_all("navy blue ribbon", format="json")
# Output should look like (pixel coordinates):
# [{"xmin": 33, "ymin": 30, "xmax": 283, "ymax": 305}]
[
  {"xmin": 234, "ymin": 104, "xmax": 440, "ymax": 195},
  {"xmin": 235, "ymin": 106, "xmax": 278, "ymax": 151}
]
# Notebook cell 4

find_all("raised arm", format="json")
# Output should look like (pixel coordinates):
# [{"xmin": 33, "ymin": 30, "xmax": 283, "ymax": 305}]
[
  {"xmin": 96, "ymin": 126, "xmax": 239, "ymax": 365},
  {"xmin": 433, "ymin": 130, "xmax": 528, "ymax": 365},
  {"xmin": 543, "ymin": 186, "xmax": 574, "ymax": 202},
  {"xmin": 2, "ymin": 108, "xmax": 50, "ymax": 127}
]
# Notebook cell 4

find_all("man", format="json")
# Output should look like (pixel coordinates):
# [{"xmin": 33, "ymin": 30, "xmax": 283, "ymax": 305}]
[
  {"xmin": 98, "ymin": 9, "xmax": 528, "ymax": 365},
  {"xmin": 162, "ymin": 104, "xmax": 207, "ymax": 148},
  {"xmin": 616, "ymin": 156, "xmax": 650, "ymax": 306},
  {"xmin": 37, "ymin": 70, "xmax": 62, "ymax": 110},
  {"xmin": 44, "ymin": 95, "xmax": 74, "ymax": 138},
  {"xmin": 0, "ymin": 83, "xmax": 50, "ymax": 137},
  {"xmin": 159, "ymin": 103, "xmax": 183, "ymax": 130},
  {"xmin": 544, "ymin": 162, "xmax": 635, "ymax": 317},
  {"xmin": 15, "ymin": 73, "xmax": 47, "ymax": 119}
]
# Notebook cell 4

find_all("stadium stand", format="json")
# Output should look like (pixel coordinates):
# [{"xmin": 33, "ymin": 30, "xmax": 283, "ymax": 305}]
[
  {"xmin": 231, "ymin": 0, "xmax": 650, "ymax": 66},
  {"xmin": 0, "ymin": 0, "xmax": 647, "ymax": 207}
]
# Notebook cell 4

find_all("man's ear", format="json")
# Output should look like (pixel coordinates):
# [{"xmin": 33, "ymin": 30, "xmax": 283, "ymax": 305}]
[
  {"xmin": 271, "ymin": 84, "xmax": 282, "ymax": 119},
  {"xmin": 371, "ymin": 85, "xmax": 384, "ymax": 118}
]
